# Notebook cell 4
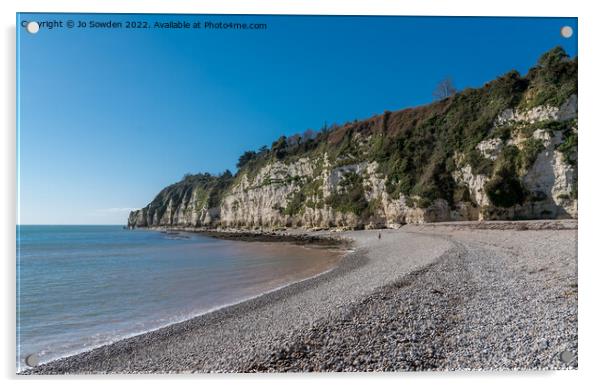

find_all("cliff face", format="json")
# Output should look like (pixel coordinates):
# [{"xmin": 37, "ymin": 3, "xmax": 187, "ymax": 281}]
[
  {"xmin": 128, "ymin": 47, "xmax": 577, "ymax": 230},
  {"xmin": 127, "ymin": 172, "xmax": 232, "ymax": 228}
]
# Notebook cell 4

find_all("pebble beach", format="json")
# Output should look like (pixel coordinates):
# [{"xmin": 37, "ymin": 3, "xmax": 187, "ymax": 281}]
[{"xmin": 23, "ymin": 220, "xmax": 577, "ymax": 373}]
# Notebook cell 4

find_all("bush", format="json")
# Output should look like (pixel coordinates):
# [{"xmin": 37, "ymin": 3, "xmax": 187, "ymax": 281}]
[
  {"xmin": 556, "ymin": 131, "xmax": 577, "ymax": 166},
  {"xmin": 284, "ymin": 191, "xmax": 306, "ymax": 216},
  {"xmin": 464, "ymin": 149, "xmax": 494, "ymax": 175},
  {"xmin": 519, "ymin": 138, "xmax": 544, "ymax": 172},
  {"xmin": 326, "ymin": 172, "xmax": 369, "ymax": 216},
  {"xmin": 236, "ymin": 151, "xmax": 257, "ymax": 169},
  {"xmin": 484, "ymin": 171, "xmax": 526, "ymax": 208},
  {"xmin": 521, "ymin": 46, "xmax": 577, "ymax": 109},
  {"xmin": 453, "ymin": 185, "xmax": 472, "ymax": 203}
]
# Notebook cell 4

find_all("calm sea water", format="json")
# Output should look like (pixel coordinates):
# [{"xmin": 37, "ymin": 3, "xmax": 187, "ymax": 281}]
[{"xmin": 16, "ymin": 225, "xmax": 341, "ymax": 371}]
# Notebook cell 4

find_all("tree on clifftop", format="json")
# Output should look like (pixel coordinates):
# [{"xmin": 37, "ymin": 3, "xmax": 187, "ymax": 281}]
[
  {"xmin": 236, "ymin": 150, "xmax": 257, "ymax": 169},
  {"xmin": 433, "ymin": 77, "xmax": 458, "ymax": 101}
]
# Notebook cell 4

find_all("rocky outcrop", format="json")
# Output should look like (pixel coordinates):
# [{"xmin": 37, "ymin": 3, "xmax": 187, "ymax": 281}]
[
  {"xmin": 476, "ymin": 138, "xmax": 504, "ymax": 161},
  {"xmin": 495, "ymin": 94, "xmax": 577, "ymax": 126},
  {"xmin": 452, "ymin": 164, "xmax": 490, "ymax": 208},
  {"xmin": 488, "ymin": 97, "xmax": 577, "ymax": 219},
  {"xmin": 521, "ymin": 129, "xmax": 577, "ymax": 218}
]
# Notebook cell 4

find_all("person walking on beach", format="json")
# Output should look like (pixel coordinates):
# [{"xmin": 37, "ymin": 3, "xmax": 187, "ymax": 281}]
[{"xmin": 378, "ymin": 231, "xmax": 381, "ymax": 240}]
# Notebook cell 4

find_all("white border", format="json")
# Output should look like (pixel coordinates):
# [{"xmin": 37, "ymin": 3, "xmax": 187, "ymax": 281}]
[{"xmin": 3, "ymin": 1, "xmax": 601, "ymax": 387}]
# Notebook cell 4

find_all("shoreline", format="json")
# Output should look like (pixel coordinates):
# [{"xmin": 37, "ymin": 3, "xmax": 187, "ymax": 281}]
[
  {"xmin": 22, "ymin": 220, "xmax": 577, "ymax": 373},
  {"xmin": 18, "ymin": 244, "xmax": 354, "ymax": 373}
]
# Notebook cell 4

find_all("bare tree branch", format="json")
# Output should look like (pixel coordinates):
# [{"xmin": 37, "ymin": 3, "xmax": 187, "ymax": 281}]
[{"xmin": 433, "ymin": 77, "xmax": 458, "ymax": 101}]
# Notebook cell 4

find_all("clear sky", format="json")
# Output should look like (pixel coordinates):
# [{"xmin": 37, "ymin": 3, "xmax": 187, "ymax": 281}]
[{"xmin": 17, "ymin": 14, "xmax": 577, "ymax": 224}]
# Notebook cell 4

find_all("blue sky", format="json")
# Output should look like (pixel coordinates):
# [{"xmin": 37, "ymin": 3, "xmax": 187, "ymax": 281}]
[{"xmin": 17, "ymin": 14, "xmax": 577, "ymax": 224}]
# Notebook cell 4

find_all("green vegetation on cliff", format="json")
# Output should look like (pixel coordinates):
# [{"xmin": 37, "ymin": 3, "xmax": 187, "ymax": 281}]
[
  {"xmin": 484, "ymin": 146, "xmax": 527, "ymax": 208},
  {"xmin": 520, "ymin": 46, "xmax": 578, "ymax": 109},
  {"xmin": 325, "ymin": 171, "xmax": 369, "ymax": 217}
]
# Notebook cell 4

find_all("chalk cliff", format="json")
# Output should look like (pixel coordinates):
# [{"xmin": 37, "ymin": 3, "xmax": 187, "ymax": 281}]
[{"xmin": 128, "ymin": 47, "xmax": 577, "ymax": 230}]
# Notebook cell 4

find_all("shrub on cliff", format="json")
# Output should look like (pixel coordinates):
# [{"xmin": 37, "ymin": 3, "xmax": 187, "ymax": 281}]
[
  {"xmin": 237, "ymin": 151, "xmax": 257, "ymax": 169},
  {"xmin": 484, "ymin": 146, "xmax": 526, "ymax": 208},
  {"xmin": 521, "ymin": 46, "xmax": 577, "ymax": 109},
  {"xmin": 519, "ymin": 138, "xmax": 545, "ymax": 172},
  {"xmin": 325, "ymin": 172, "xmax": 369, "ymax": 217},
  {"xmin": 485, "ymin": 171, "xmax": 526, "ymax": 208}
]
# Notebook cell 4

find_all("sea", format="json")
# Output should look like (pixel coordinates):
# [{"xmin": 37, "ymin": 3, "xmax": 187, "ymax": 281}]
[{"xmin": 16, "ymin": 225, "xmax": 342, "ymax": 371}]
